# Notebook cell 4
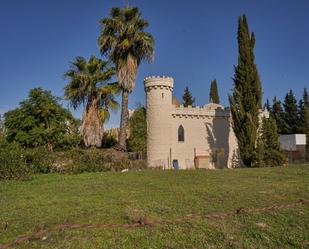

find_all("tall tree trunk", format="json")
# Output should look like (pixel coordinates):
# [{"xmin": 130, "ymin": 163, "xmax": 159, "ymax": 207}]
[
  {"xmin": 118, "ymin": 89, "xmax": 129, "ymax": 151},
  {"xmin": 81, "ymin": 98, "xmax": 103, "ymax": 148}
]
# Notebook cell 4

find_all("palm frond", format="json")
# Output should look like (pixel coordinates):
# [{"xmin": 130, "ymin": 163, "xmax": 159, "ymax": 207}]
[
  {"xmin": 63, "ymin": 55, "xmax": 118, "ymax": 120},
  {"xmin": 98, "ymin": 6, "xmax": 154, "ymax": 91}
]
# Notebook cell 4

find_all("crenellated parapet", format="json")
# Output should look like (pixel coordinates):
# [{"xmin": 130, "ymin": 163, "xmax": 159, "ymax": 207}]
[
  {"xmin": 144, "ymin": 76, "xmax": 174, "ymax": 92},
  {"xmin": 172, "ymin": 103, "xmax": 231, "ymax": 119}
]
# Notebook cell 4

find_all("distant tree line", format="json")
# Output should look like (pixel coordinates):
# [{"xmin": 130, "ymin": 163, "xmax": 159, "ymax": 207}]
[{"xmin": 267, "ymin": 88, "xmax": 309, "ymax": 134}]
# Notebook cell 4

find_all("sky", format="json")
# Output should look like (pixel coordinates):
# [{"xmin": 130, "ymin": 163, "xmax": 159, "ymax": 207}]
[{"xmin": 0, "ymin": 0, "xmax": 308, "ymax": 128}]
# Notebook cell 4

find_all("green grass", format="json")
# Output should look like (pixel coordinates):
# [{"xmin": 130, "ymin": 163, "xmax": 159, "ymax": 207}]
[{"xmin": 1, "ymin": 165, "xmax": 309, "ymax": 248}]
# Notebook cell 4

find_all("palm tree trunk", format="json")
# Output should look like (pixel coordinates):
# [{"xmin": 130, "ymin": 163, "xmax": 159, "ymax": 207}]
[
  {"xmin": 118, "ymin": 89, "xmax": 129, "ymax": 151},
  {"xmin": 81, "ymin": 98, "xmax": 103, "ymax": 148}
]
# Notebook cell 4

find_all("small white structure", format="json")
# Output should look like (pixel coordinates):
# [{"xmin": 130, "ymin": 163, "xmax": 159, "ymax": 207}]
[
  {"xmin": 144, "ymin": 76, "xmax": 268, "ymax": 169},
  {"xmin": 279, "ymin": 134, "xmax": 306, "ymax": 151},
  {"xmin": 279, "ymin": 134, "xmax": 306, "ymax": 163}
]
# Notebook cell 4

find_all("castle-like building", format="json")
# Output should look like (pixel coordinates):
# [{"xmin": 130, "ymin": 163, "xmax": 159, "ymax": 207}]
[{"xmin": 144, "ymin": 76, "xmax": 268, "ymax": 169}]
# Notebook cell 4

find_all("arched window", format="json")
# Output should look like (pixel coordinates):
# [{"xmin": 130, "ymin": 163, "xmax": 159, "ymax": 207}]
[{"xmin": 178, "ymin": 125, "xmax": 184, "ymax": 142}]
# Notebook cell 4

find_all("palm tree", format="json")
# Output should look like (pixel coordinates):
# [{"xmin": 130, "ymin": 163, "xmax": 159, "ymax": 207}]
[
  {"xmin": 98, "ymin": 6, "xmax": 154, "ymax": 151},
  {"xmin": 64, "ymin": 56, "xmax": 119, "ymax": 148}
]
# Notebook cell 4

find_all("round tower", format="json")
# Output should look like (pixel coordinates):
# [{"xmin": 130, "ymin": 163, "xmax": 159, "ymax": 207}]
[{"xmin": 144, "ymin": 76, "xmax": 174, "ymax": 168}]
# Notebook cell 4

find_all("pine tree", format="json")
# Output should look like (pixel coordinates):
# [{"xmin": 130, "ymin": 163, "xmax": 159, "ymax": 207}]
[
  {"xmin": 298, "ymin": 98, "xmax": 304, "ymax": 132},
  {"xmin": 229, "ymin": 15, "xmax": 262, "ymax": 167},
  {"xmin": 270, "ymin": 96, "xmax": 285, "ymax": 134},
  {"xmin": 209, "ymin": 79, "xmax": 220, "ymax": 104},
  {"xmin": 256, "ymin": 117, "xmax": 285, "ymax": 167},
  {"xmin": 298, "ymin": 88, "xmax": 309, "ymax": 133},
  {"xmin": 182, "ymin": 86, "xmax": 195, "ymax": 107},
  {"xmin": 282, "ymin": 89, "xmax": 299, "ymax": 134}
]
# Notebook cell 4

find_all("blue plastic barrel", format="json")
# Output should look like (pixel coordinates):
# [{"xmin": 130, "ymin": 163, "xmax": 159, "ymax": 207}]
[{"xmin": 172, "ymin": 160, "xmax": 179, "ymax": 170}]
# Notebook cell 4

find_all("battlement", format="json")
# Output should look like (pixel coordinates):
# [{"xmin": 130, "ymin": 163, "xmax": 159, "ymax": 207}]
[
  {"xmin": 176, "ymin": 103, "xmax": 229, "ymax": 110},
  {"xmin": 172, "ymin": 103, "xmax": 231, "ymax": 119},
  {"xmin": 144, "ymin": 75, "xmax": 174, "ymax": 91},
  {"xmin": 144, "ymin": 75, "xmax": 174, "ymax": 81}
]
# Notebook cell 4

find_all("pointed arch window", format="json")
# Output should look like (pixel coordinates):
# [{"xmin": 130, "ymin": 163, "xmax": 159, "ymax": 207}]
[{"xmin": 178, "ymin": 125, "xmax": 184, "ymax": 142}]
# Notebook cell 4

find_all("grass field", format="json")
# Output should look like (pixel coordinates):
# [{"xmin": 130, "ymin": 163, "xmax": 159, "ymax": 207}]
[{"xmin": 1, "ymin": 165, "xmax": 309, "ymax": 249}]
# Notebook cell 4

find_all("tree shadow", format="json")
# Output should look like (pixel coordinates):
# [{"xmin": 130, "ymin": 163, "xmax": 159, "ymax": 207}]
[{"xmin": 204, "ymin": 109, "xmax": 230, "ymax": 169}]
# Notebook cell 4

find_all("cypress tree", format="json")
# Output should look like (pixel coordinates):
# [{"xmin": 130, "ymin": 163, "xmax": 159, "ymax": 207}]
[
  {"xmin": 209, "ymin": 79, "xmax": 220, "ymax": 104},
  {"xmin": 270, "ymin": 97, "xmax": 285, "ymax": 134},
  {"xmin": 282, "ymin": 89, "xmax": 299, "ymax": 134},
  {"xmin": 182, "ymin": 86, "xmax": 195, "ymax": 107},
  {"xmin": 229, "ymin": 15, "xmax": 262, "ymax": 167}
]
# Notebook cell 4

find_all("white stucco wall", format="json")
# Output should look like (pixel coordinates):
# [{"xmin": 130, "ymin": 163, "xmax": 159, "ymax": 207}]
[{"xmin": 145, "ymin": 76, "xmax": 173, "ymax": 168}]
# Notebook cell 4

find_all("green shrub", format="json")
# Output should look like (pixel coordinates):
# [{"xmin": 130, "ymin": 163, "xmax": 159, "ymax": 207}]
[
  {"xmin": 24, "ymin": 147, "xmax": 54, "ymax": 173},
  {"xmin": 51, "ymin": 148, "xmax": 147, "ymax": 173},
  {"xmin": 0, "ymin": 139, "xmax": 146, "ymax": 178},
  {"xmin": 70, "ymin": 149, "xmax": 112, "ymax": 173},
  {"xmin": 0, "ymin": 139, "xmax": 30, "ymax": 180},
  {"xmin": 52, "ymin": 149, "xmax": 112, "ymax": 173}
]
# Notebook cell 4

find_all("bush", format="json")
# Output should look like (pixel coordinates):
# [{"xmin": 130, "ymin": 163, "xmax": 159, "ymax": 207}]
[
  {"xmin": 69, "ymin": 149, "xmax": 112, "ymax": 173},
  {"xmin": 71, "ymin": 149, "xmax": 147, "ymax": 173},
  {"xmin": 24, "ymin": 147, "xmax": 54, "ymax": 173},
  {"xmin": 52, "ymin": 148, "xmax": 147, "ymax": 173},
  {"xmin": 51, "ymin": 149, "xmax": 113, "ymax": 173},
  {"xmin": 0, "ymin": 139, "xmax": 30, "ymax": 180},
  {"xmin": 0, "ymin": 141, "xmax": 147, "ymax": 179}
]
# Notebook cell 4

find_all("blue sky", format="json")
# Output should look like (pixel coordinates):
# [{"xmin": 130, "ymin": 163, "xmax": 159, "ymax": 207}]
[{"xmin": 0, "ymin": 0, "xmax": 308, "ymax": 128}]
